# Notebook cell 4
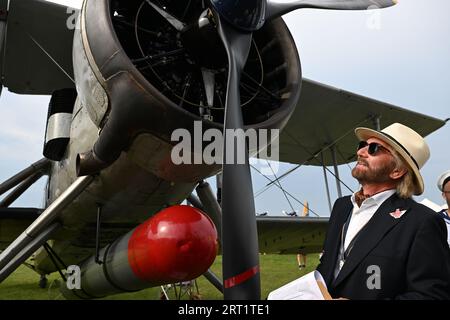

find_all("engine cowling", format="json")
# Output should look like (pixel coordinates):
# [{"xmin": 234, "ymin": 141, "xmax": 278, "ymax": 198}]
[{"xmin": 73, "ymin": 0, "xmax": 301, "ymax": 181}]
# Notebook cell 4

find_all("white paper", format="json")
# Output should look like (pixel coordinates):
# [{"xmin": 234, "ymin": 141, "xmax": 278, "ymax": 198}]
[{"xmin": 267, "ymin": 271, "xmax": 328, "ymax": 300}]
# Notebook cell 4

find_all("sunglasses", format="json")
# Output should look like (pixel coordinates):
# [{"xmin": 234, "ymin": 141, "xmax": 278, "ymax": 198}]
[{"xmin": 357, "ymin": 141, "xmax": 390, "ymax": 155}]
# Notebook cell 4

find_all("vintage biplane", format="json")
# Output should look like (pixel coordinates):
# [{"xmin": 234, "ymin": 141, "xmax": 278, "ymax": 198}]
[{"xmin": 0, "ymin": 0, "xmax": 446, "ymax": 300}]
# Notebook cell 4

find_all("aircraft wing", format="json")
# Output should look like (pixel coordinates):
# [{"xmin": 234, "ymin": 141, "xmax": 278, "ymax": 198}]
[
  {"xmin": 257, "ymin": 216, "xmax": 328, "ymax": 254},
  {"xmin": 0, "ymin": 208, "xmax": 41, "ymax": 250},
  {"xmin": 1, "ymin": 0, "xmax": 75, "ymax": 94},
  {"xmin": 273, "ymin": 78, "xmax": 447, "ymax": 166}
]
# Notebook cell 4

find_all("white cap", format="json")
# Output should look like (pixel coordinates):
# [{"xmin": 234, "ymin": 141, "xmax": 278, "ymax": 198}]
[{"xmin": 437, "ymin": 170, "xmax": 450, "ymax": 191}]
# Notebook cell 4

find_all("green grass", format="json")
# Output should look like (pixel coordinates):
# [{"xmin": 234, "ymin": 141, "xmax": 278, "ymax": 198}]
[{"xmin": 0, "ymin": 254, "xmax": 320, "ymax": 300}]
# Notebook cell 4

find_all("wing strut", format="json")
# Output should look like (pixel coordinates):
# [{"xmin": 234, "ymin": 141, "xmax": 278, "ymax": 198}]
[
  {"xmin": 251, "ymin": 165, "xmax": 321, "ymax": 217},
  {"xmin": 203, "ymin": 269, "xmax": 224, "ymax": 294},
  {"xmin": 330, "ymin": 145, "xmax": 343, "ymax": 198},
  {"xmin": 265, "ymin": 161, "xmax": 296, "ymax": 213},
  {"xmin": 0, "ymin": 158, "xmax": 50, "ymax": 197},
  {"xmin": 0, "ymin": 223, "xmax": 60, "ymax": 282},
  {"xmin": 187, "ymin": 182, "xmax": 224, "ymax": 294},
  {"xmin": 321, "ymin": 153, "xmax": 333, "ymax": 214},
  {"xmin": 195, "ymin": 181, "xmax": 222, "ymax": 242},
  {"xmin": 0, "ymin": 176, "xmax": 94, "ymax": 280},
  {"xmin": 0, "ymin": 172, "xmax": 46, "ymax": 208}
]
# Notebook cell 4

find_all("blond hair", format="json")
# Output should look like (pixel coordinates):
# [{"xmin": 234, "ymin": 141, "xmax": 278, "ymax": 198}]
[{"xmin": 391, "ymin": 150, "xmax": 416, "ymax": 198}]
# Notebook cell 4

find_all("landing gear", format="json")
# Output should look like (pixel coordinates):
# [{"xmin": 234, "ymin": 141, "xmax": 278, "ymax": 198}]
[
  {"xmin": 39, "ymin": 275, "xmax": 48, "ymax": 289},
  {"xmin": 159, "ymin": 280, "xmax": 202, "ymax": 300}
]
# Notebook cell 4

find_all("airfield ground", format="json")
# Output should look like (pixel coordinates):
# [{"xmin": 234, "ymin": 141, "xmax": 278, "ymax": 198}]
[{"xmin": 0, "ymin": 254, "xmax": 320, "ymax": 300}]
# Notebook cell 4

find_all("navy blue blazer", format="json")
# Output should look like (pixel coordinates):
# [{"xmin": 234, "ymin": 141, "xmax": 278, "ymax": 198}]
[{"xmin": 317, "ymin": 193, "xmax": 450, "ymax": 299}]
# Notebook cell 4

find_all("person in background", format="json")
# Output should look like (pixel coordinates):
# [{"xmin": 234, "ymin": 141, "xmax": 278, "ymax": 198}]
[
  {"xmin": 297, "ymin": 202, "xmax": 310, "ymax": 269},
  {"xmin": 437, "ymin": 170, "xmax": 450, "ymax": 246}
]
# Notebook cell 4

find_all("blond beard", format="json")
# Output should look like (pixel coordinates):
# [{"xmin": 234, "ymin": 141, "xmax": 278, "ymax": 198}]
[{"xmin": 352, "ymin": 158, "xmax": 395, "ymax": 184}]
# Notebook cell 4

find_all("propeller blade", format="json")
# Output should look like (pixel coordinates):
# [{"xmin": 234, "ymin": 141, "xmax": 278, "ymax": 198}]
[
  {"xmin": 201, "ymin": 68, "xmax": 216, "ymax": 108},
  {"xmin": 146, "ymin": 0, "xmax": 186, "ymax": 31},
  {"xmin": 214, "ymin": 16, "xmax": 261, "ymax": 300},
  {"xmin": 209, "ymin": 0, "xmax": 266, "ymax": 31},
  {"xmin": 266, "ymin": 0, "xmax": 397, "ymax": 20}
]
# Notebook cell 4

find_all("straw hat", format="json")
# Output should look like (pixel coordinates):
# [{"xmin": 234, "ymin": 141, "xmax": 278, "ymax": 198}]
[{"xmin": 355, "ymin": 123, "xmax": 430, "ymax": 195}]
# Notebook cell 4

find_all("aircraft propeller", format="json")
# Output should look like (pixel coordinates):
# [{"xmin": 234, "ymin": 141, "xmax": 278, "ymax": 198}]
[
  {"xmin": 208, "ymin": 0, "xmax": 396, "ymax": 300},
  {"xmin": 213, "ymin": 16, "xmax": 260, "ymax": 300}
]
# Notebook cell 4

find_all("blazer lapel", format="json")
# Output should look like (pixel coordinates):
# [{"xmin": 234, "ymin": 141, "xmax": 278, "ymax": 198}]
[
  {"xmin": 332, "ymin": 194, "xmax": 410, "ymax": 288},
  {"xmin": 322, "ymin": 198, "xmax": 353, "ymax": 285}
]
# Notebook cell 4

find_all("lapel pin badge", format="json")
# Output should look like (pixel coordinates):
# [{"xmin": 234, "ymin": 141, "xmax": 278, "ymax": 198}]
[{"xmin": 389, "ymin": 208, "xmax": 407, "ymax": 219}]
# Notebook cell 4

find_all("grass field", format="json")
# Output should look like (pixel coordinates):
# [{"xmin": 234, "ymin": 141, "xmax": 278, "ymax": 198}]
[{"xmin": 0, "ymin": 254, "xmax": 320, "ymax": 300}]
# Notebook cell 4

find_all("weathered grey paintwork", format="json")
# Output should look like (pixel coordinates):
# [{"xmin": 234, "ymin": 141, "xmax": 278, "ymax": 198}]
[{"xmin": 31, "ymin": 0, "xmax": 300, "ymax": 274}]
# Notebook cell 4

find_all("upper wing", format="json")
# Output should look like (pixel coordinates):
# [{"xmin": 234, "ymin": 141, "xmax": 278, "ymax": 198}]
[
  {"xmin": 257, "ymin": 216, "xmax": 328, "ymax": 254},
  {"xmin": 274, "ymin": 79, "xmax": 446, "ymax": 166},
  {"xmin": 1, "ymin": 0, "xmax": 75, "ymax": 94}
]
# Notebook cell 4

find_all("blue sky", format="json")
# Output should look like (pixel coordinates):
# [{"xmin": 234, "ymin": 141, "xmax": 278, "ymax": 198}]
[{"xmin": 0, "ymin": 0, "xmax": 448, "ymax": 216}]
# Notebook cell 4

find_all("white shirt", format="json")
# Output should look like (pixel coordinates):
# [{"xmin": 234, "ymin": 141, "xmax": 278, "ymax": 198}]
[
  {"xmin": 333, "ymin": 189, "xmax": 396, "ymax": 279},
  {"xmin": 345, "ymin": 189, "xmax": 396, "ymax": 250},
  {"xmin": 438, "ymin": 209, "xmax": 450, "ymax": 247}
]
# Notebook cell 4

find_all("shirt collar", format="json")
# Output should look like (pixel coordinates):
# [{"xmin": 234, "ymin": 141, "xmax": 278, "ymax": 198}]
[
  {"xmin": 439, "ymin": 209, "xmax": 450, "ymax": 221},
  {"xmin": 351, "ymin": 189, "xmax": 396, "ymax": 208}
]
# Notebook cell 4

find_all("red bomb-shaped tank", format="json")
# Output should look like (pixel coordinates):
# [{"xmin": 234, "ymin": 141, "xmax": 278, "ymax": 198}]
[
  {"xmin": 61, "ymin": 205, "xmax": 218, "ymax": 299},
  {"xmin": 128, "ymin": 205, "xmax": 218, "ymax": 284}
]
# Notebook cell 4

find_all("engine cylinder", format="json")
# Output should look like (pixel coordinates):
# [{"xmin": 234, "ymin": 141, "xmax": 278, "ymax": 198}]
[{"xmin": 43, "ymin": 89, "xmax": 77, "ymax": 161}]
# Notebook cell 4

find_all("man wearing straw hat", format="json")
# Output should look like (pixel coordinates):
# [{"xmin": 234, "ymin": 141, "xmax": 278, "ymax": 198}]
[{"xmin": 317, "ymin": 123, "xmax": 450, "ymax": 299}]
